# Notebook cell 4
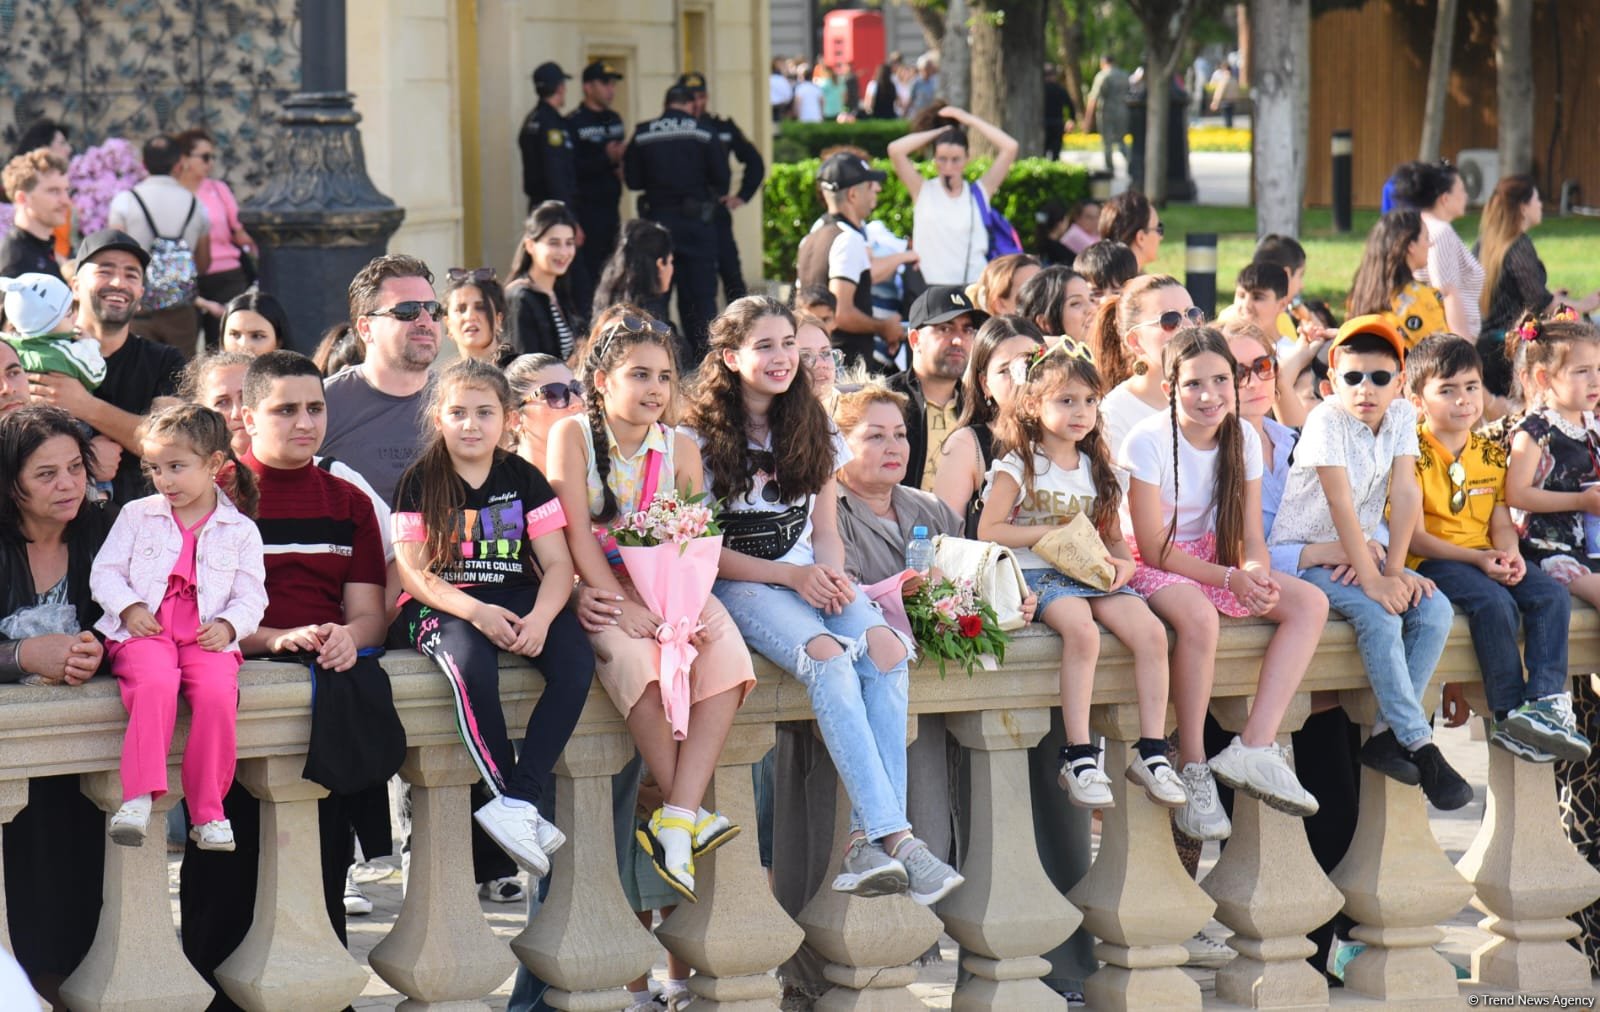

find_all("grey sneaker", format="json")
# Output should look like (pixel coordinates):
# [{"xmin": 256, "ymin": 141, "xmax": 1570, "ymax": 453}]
[
  {"xmin": 1491, "ymin": 723, "xmax": 1555, "ymax": 763},
  {"xmin": 1182, "ymin": 929, "xmax": 1234, "ymax": 968},
  {"xmin": 830, "ymin": 836, "xmax": 908, "ymax": 897},
  {"xmin": 1208, "ymin": 736, "xmax": 1319, "ymax": 817},
  {"xmin": 1173, "ymin": 762, "xmax": 1232, "ymax": 841},
  {"xmin": 893, "ymin": 838, "xmax": 964, "ymax": 906}
]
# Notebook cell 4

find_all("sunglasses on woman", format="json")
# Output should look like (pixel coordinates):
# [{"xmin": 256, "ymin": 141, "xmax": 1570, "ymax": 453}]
[
  {"xmin": 522, "ymin": 382, "xmax": 584, "ymax": 409},
  {"xmin": 800, "ymin": 348, "xmax": 844, "ymax": 370},
  {"xmin": 1129, "ymin": 306, "xmax": 1206, "ymax": 333},
  {"xmin": 1236, "ymin": 355, "xmax": 1277, "ymax": 383},
  {"xmin": 366, "ymin": 300, "xmax": 442, "ymax": 322},
  {"xmin": 1338, "ymin": 370, "xmax": 1396, "ymax": 388}
]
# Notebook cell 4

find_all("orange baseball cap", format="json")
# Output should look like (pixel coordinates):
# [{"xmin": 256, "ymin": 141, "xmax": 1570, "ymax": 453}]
[{"xmin": 1329, "ymin": 313, "xmax": 1406, "ymax": 365}]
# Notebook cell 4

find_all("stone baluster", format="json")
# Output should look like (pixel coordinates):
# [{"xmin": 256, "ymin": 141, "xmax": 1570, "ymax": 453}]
[
  {"xmin": 59, "ymin": 768, "xmax": 213, "ymax": 1011},
  {"xmin": 1201, "ymin": 695, "xmax": 1344, "ymax": 1009},
  {"xmin": 369, "ymin": 745, "xmax": 518, "ymax": 1008},
  {"xmin": 944, "ymin": 707, "xmax": 1079, "ymax": 1009},
  {"xmin": 1328, "ymin": 691, "xmax": 1473, "ymax": 1003},
  {"xmin": 1068, "ymin": 703, "xmax": 1212, "ymax": 1011},
  {"xmin": 656, "ymin": 723, "xmax": 805, "ymax": 1008},
  {"xmin": 511, "ymin": 730, "xmax": 657, "ymax": 1009},
  {"xmin": 790, "ymin": 722, "xmax": 942, "ymax": 1011},
  {"xmin": 214, "ymin": 756, "xmax": 368, "ymax": 1011},
  {"xmin": 0, "ymin": 778, "xmax": 28, "ymax": 956},
  {"xmin": 1455, "ymin": 685, "xmax": 1600, "ymax": 992}
]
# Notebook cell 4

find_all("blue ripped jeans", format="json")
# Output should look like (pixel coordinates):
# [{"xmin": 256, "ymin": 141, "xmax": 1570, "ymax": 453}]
[{"xmin": 713, "ymin": 579, "xmax": 913, "ymax": 841}]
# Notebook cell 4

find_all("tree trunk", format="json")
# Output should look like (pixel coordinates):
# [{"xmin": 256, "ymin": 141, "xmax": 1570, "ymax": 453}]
[
  {"xmin": 1236, "ymin": 2, "xmax": 1252, "ymax": 87},
  {"xmin": 1055, "ymin": 0, "xmax": 1087, "ymax": 117},
  {"xmin": 943, "ymin": 0, "xmax": 973, "ymax": 109},
  {"xmin": 909, "ymin": 1, "xmax": 947, "ymax": 51},
  {"xmin": 1496, "ymin": 0, "xmax": 1533, "ymax": 175},
  {"xmin": 1143, "ymin": 50, "xmax": 1173, "ymax": 202},
  {"xmin": 1419, "ymin": 0, "xmax": 1459, "ymax": 161},
  {"xmin": 971, "ymin": 2, "xmax": 1047, "ymax": 157},
  {"xmin": 1249, "ymin": 0, "xmax": 1308, "ymax": 237}
]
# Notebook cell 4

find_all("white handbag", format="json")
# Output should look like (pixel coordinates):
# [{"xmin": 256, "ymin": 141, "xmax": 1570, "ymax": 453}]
[{"xmin": 931, "ymin": 534, "xmax": 1030, "ymax": 632}]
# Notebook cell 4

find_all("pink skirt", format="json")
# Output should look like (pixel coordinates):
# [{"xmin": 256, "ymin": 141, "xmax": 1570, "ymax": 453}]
[{"xmin": 1127, "ymin": 531, "xmax": 1251, "ymax": 618}]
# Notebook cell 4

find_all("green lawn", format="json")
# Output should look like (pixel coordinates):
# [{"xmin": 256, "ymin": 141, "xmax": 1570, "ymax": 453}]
[{"xmin": 1151, "ymin": 206, "xmax": 1600, "ymax": 314}]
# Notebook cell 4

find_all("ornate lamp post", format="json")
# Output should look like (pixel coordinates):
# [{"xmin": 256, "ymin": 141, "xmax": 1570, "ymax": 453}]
[{"xmin": 238, "ymin": 1, "xmax": 404, "ymax": 354}]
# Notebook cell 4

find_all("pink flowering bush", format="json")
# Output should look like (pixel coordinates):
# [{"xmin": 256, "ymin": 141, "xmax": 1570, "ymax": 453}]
[
  {"xmin": 69, "ymin": 138, "xmax": 146, "ymax": 234},
  {"xmin": 611, "ymin": 489, "xmax": 722, "ymax": 551}
]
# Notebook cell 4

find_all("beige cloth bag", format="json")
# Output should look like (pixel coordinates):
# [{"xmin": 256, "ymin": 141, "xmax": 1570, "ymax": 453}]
[
  {"xmin": 1032, "ymin": 512, "xmax": 1116, "ymax": 592},
  {"xmin": 931, "ymin": 534, "xmax": 1030, "ymax": 632}
]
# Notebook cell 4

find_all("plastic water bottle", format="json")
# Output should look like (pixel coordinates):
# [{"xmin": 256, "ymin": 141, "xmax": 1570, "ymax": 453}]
[{"xmin": 906, "ymin": 525, "xmax": 935, "ymax": 576}]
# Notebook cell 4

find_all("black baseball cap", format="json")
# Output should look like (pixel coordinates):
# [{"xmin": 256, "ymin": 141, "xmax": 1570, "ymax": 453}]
[
  {"xmin": 676, "ymin": 72, "xmax": 708, "ymax": 93},
  {"xmin": 665, "ymin": 84, "xmax": 697, "ymax": 106},
  {"xmin": 583, "ymin": 60, "xmax": 624, "ymax": 83},
  {"xmin": 75, "ymin": 228, "xmax": 150, "ymax": 270},
  {"xmin": 908, "ymin": 286, "xmax": 988, "ymax": 329},
  {"xmin": 533, "ymin": 62, "xmax": 570, "ymax": 89},
  {"xmin": 817, "ymin": 152, "xmax": 887, "ymax": 192}
]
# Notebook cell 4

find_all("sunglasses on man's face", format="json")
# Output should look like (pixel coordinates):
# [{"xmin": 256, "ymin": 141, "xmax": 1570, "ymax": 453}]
[
  {"xmin": 1338, "ymin": 370, "xmax": 1396, "ymax": 388},
  {"xmin": 1130, "ymin": 306, "xmax": 1206, "ymax": 333},
  {"xmin": 1236, "ymin": 355, "xmax": 1277, "ymax": 384},
  {"xmin": 523, "ymin": 381, "xmax": 584, "ymax": 409},
  {"xmin": 367, "ymin": 300, "xmax": 442, "ymax": 322}
]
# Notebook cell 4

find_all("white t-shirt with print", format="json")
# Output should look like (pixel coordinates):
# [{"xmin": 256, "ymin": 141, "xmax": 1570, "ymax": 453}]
[
  {"xmin": 1100, "ymin": 383, "xmax": 1162, "ymax": 459},
  {"xmin": 684, "ymin": 427, "xmax": 851, "ymax": 567},
  {"xmin": 1268, "ymin": 398, "xmax": 1420, "ymax": 549},
  {"xmin": 1118, "ymin": 411, "xmax": 1263, "ymax": 543},
  {"xmin": 986, "ymin": 449, "xmax": 1103, "ymax": 570}
]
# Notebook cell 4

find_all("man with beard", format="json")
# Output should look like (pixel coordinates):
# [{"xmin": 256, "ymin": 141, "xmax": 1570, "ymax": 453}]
[
  {"xmin": 321, "ymin": 254, "xmax": 439, "ymax": 507},
  {"xmin": 889, "ymin": 286, "xmax": 986, "ymax": 491},
  {"xmin": 25, "ymin": 229, "xmax": 183, "ymax": 503}
]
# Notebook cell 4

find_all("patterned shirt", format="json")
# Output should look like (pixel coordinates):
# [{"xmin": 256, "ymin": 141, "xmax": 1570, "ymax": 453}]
[{"xmin": 1409, "ymin": 424, "xmax": 1507, "ymax": 568}]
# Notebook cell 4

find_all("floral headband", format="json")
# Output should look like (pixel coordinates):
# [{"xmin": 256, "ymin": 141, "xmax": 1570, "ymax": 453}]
[{"xmin": 1514, "ymin": 305, "xmax": 1580, "ymax": 343}]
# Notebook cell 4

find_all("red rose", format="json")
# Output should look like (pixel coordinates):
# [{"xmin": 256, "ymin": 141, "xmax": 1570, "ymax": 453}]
[{"xmin": 958, "ymin": 614, "xmax": 983, "ymax": 638}]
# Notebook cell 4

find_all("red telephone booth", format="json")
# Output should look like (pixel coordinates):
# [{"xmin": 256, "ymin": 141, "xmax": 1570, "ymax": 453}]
[{"xmin": 821, "ymin": 9, "xmax": 885, "ymax": 87}]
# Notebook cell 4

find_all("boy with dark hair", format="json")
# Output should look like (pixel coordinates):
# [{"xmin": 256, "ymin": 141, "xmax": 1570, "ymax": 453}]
[
  {"xmin": 793, "ymin": 283, "xmax": 837, "ymax": 334},
  {"xmin": 1268, "ymin": 315, "xmax": 1471, "ymax": 809},
  {"xmin": 1404, "ymin": 334, "xmax": 1587, "ymax": 762},
  {"xmin": 1254, "ymin": 234, "xmax": 1316, "ymax": 346},
  {"xmin": 1223, "ymin": 262, "xmax": 1289, "ymax": 334},
  {"xmin": 1072, "ymin": 240, "xmax": 1139, "ymax": 304}
]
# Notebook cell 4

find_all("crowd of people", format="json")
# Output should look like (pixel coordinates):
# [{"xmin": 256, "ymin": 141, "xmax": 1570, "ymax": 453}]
[{"xmin": 3, "ymin": 73, "xmax": 1600, "ymax": 1010}]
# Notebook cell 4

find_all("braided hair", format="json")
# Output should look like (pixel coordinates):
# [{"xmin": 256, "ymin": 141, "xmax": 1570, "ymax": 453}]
[
  {"xmin": 137, "ymin": 403, "xmax": 259, "ymax": 518},
  {"xmin": 579, "ymin": 305, "xmax": 679, "ymax": 523},
  {"xmin": 1159, "ymin": 326, "xmax": 1246, "ymax": 567}
]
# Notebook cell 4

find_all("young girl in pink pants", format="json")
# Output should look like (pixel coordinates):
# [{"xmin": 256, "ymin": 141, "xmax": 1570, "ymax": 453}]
[{"xmin": 91, "ymin": 404, "xmax": 267, "ymax": 851}]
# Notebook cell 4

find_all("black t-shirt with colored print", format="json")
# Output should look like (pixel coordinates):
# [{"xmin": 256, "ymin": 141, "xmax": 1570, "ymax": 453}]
[{"xmin": 393, "ymin": 453, "xmax": 566, "ymax": 590}]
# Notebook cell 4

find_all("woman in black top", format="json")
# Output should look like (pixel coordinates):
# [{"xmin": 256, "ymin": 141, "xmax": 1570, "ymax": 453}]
[
  {"xmin": 505, "ymin": 201, "xmax": 584, "ymax": 361},
  {"xmin": 593, "ymin": 218, "xmax": 676, "ymax": 330}
]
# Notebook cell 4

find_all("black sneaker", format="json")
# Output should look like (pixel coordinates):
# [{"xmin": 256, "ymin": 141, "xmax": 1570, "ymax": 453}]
[
  {"xmin": 1358, "ymin": 728, "xmax": 1421, "ymax": 786},
  {"xmin": 1410, "ymin": 743, "xmax": 1473, "ymax": 810}
]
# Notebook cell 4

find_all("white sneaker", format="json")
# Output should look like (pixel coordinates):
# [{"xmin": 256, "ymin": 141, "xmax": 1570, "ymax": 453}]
[
  {"xmin": 1208, "ymin": 736, "xmax": 1319, "ymax": 817},
  {"xmin": 1126, "ymin": 756, "xmax": 1188, "ymax": 808},
  {"xmin": 474, "ymin": 796, "xmax": 550, "ymax": 877},
  {"xmin": 1058, "ymin": 755, "xmax": 1115, "ymax": 808},
  {"xmin": 1183, "ymin": 929, "xmax": 1234, "ymax": 968},
  {"xmin": 526, "ymin": 804, "xmax": 566, "ymax": 857},
  {"xmin": 1174, "ymin": 762, "xmax": 1232, "ymax": 841},
  {"xmin": 109, "ymin": 794, "xmax": 152, "ymax": 847},
  {"xmin": 343, "ymin": 869, "xmax": 373, "ymax": 916},
  {"xmin": 189, "ymin": 818, "xmax": 236, "ymax": 852},
  {"xmin": 478, "ymin": 875, "xmax": 525, "ymax": 903}
]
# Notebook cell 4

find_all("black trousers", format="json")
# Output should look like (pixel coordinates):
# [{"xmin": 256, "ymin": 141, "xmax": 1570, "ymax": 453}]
[
  {"xmin": 648, "ymin": 211, "xmax": 719, "ymax": 363},
  {"xmin": 714, "ymin": 204, "xmax": 748, "ymax": 305},
  {"xmin": 1044, "ymin": 120, "xmax": 1064, "ymax": 162},
  {"xmin": 576, "ymin": 205, "xmax": 620, "ymax": 298}
]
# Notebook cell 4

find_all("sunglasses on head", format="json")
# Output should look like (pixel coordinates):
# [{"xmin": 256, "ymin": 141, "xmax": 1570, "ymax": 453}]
[
  {"xmin": 597, "ymin": 313, "xmax": 673, "ymax": 356},
  {"xmin": 367, "ymin": 300, "xmax": 442, "ymax": 322},
  {"xmin": 1131, "ymin": 306, "xmax": 1206, "ymax": 333},
  {"xmin": 447, "ymin": 266, "xmax": 498, "ymax": 285},
  {"xmin": 1339, "ymin": 369, "xmax": 1396, "ymax": 388},
  {"xmin": 1236, "ymin": 355, "xmax": 1277, "ymax": 383},
  {"xmin": 523, "ymin": 381, "xmax": 584, "ymax": 409}
]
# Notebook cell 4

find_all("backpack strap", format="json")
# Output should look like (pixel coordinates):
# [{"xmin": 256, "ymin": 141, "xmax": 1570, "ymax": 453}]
[{"xmin": 129, "ymin": 192, "xmax": 163, "ymax": 240}]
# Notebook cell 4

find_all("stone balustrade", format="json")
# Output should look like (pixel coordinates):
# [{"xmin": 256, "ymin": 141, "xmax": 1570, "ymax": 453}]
[{"xmin": 3, "ymin": 606, "xmax": 1600, "ymax": 1010}]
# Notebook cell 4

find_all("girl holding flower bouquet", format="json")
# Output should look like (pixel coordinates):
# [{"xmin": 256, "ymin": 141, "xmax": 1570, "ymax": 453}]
[
  {"xmin": 689, "ymin": 295, "xmax": 964, "ymax": 906},
  {"xmin": 548, "ymin": 308, "xmax": 754, "ymax": 904},
  {"xmin": 1118, "ymin": 327, "xmax": 1325, "ymax": 841},
  {"xmin": 977, "ymin": 340, "xmax": 1186, "ymax": 810},
  {"xmin": 393, "ymin": 359, "xmax": 595, "ymax": 879}
]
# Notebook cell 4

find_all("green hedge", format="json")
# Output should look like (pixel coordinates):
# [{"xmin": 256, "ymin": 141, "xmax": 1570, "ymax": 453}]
[
  {"xmin": 773, "ymin": 119, "xmax": 910, "ymax": 162},
  {"xmin": 762, "ymin": 156, "xmax": 1089, "ymax": 283}
]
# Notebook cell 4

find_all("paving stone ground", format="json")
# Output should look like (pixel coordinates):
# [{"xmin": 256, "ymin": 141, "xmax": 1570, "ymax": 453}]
[{"xmin": 159, "ymin": 720, "xmax": 1549, "ymax": 1009}]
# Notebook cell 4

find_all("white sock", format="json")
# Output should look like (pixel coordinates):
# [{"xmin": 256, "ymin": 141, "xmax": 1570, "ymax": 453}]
[
  {"xmin": 696, "ymin": 806, "xmax": 713, "ymax": 823},
  {"xmin": 660, "ymin": 805, "xmax": 695, "ymax": 869}
]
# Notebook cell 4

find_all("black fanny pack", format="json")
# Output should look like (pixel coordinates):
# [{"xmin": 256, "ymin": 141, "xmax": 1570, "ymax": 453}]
[{"xmin": 721, "ymin": 504, "xmax": 808, "ymax": 561}]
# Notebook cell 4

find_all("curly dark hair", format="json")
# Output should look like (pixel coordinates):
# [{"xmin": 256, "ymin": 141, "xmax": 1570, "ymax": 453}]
[{"xmin": 685, "ymin": 295, "xmax": 835, "ymax": 503}]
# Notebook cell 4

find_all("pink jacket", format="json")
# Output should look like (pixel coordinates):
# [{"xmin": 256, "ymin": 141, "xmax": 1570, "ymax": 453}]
[{"xmin": 91, "ymin": 488, "xmax": 268, "ymax": 648}]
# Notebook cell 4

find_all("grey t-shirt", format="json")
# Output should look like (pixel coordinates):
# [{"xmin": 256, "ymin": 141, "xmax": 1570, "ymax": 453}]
[{"xmin": 320, "ymin": 366, "xmax": 429, "ymax": 507}]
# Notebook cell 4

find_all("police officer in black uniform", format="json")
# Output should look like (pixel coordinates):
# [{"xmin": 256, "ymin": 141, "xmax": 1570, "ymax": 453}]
[
  {"xmin": 569, "ymin": 61, "xmax": 627, "ymax": 287},
  {"xmin": 678, "ymin": 72, "xmax": 765, "ymax": 304},
  {"xmin": 518, "ymin": 62, "xmax": 578, "ymax": 213},
  {"xmin": 624, "ymin": 84, "xmax": 728, "ymax": 361}
]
